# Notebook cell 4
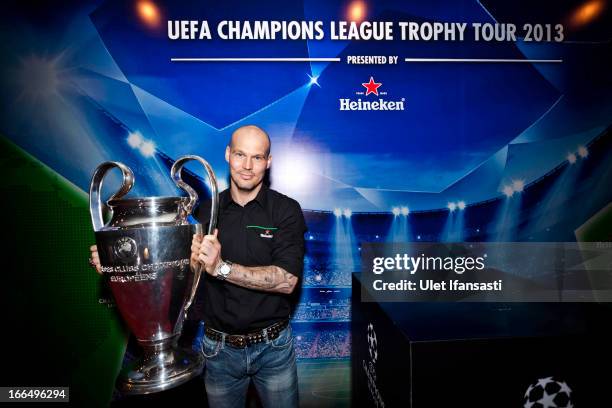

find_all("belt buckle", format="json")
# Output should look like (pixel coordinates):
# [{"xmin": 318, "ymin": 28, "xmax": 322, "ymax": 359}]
[{"xmin": 228, "ymin": 334, "xmax": 247, "ymax": 348}]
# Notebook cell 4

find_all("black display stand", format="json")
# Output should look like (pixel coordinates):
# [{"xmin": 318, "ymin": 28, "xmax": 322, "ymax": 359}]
[{"xmin": 352, "ymin": 273, "xmax": 611, "ymax": 407}]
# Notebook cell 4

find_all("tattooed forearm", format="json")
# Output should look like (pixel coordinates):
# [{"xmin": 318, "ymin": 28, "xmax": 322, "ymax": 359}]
[{"xmin": 226, "ymin": 264, "xmax": 298, "ymax": 294}]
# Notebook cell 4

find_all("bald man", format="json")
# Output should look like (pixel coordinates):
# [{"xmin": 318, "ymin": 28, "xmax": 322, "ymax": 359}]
[
  {"xmin": 89, "ymin": 125, "xmax": 305, "ymax": 407},
  {"xmin": 190, "ymin": 125, "xmax": 306, "ymax": 407}
]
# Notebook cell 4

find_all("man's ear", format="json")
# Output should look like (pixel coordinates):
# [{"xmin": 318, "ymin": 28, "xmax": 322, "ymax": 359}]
[
  {"xmin": 266, "ymin": 154, "xmax": 272, "ymax": 169},
  {"xmin": 225, "ymin": 146, "xmax": 230, "ymax": 163}
]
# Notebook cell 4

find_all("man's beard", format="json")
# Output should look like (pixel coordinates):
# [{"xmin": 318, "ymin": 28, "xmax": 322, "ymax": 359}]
[{"xmin": 232, "ymin": 175, "xmax": 262, "ymax": 192}]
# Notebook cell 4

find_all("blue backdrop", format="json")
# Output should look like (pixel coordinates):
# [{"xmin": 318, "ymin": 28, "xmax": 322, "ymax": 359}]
[{"xmin": 0, "ymin": 0, "xmax": 610, "ymax": 405}]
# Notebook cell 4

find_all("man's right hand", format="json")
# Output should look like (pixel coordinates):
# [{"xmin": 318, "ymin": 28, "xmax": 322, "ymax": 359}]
[
  {"xmin": 190, "ymin": 233, "xmax": 204, "ymax": 272},
  {"xmin": 89, "ymin": 245, "xmax": 102, "ymax": 275}
]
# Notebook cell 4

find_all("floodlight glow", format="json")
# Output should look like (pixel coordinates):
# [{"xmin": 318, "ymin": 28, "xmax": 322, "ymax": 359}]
[
  {"xmin": 343, "ymin": 208, "xmax": 352, "ymax": 218},
  {"xmin": 333, "ymin": 208, "xmax": 342, "ymax": 217},
  {"xmin": 448, "ymin": 202, "xmax": 457, "ymax": 212},
  {"xmin": 401, "ymin": 206, "xmax": 409, "ymax": 216},
  {"xmin": 567, "ymin": 153, "xmax": 577, "ymax": 164},
  {"xmin": 137, "ymin": 1, "xmax": 161, "ymax": 27},
  {"xmin": 457, "ymin": 201, "xmax": 466, "ymax": 210},
  {"xmin": 127, "ymin": 131, "xmax": 143, "ymax": 148},
  {"xmin": 348, "ymin": 1, "xmax": 366, "ymax": 22},
  {"xmin": 139, "ymin": 141, "xmax": 156, "ymax": 157},
  {"xmin": 271, "ymin": 149, "xmax": 316, "ymax": 193},
  {"xmin": 502, "ymin": 185, "xmax": 514, "ymax": 197},
  {"xmin": 512, "ymin": 179, "xmax": 525, "ymax": 193},
  {"xmin": 578, "ymin": 146, "xmax": 588, "ymax": 158},
  {"xmin": 570, "ymin": 0, "xmax": 604, "ymax": 28},
  {"xmin": 392, "ymin": 207, "xmax": 400, "ymax": 216}
]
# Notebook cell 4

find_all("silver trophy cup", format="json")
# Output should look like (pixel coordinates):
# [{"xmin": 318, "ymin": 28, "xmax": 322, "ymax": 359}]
[{"xmin": 89, "ymin": 155, "xmax": 218, "ymax": 394}]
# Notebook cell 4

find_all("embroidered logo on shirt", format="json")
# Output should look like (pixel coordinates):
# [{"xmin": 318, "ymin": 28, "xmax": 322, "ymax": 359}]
[
  {"xmin": 246, "ymin": 225, "xmax": 277, "ymax": 239},
  {"xmin": 260, "ymin": 229, "xmax": 274, "ymax": 239}
]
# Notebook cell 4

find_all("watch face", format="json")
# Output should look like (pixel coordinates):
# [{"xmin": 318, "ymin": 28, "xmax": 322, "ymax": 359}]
[{"xmin": 220, "ymin": 263, "xmax": 231, "ymax": 275}]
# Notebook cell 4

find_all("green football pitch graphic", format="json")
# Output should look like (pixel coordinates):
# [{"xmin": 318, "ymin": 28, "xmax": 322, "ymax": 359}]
[
  {"xmin": 1, "ymin": 135, "xmax": 127, "ymax": 406},
  {"xmin": 298, "ymin": 359, "xmax": 351, "ymax": 407}
]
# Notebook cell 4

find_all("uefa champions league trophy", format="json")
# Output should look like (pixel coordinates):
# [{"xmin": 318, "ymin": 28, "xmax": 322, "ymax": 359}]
[{"xmin": 89, "ymin": 155, "xmax": 218, "ymax": 394}]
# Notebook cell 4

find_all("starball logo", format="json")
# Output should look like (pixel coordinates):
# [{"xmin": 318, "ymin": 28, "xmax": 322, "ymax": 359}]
[
  {"xmin": 363, "ymin": 322, "xmax": 385, "ymax": 407},
  {"xmin": 339, "ymin": 76, "xmax": 405, "ymax": 111}
]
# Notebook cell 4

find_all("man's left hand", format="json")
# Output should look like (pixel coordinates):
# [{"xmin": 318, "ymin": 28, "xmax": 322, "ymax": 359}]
[{"xmin": 198, "ymin": 228, "xmax": 222, "ymax": 275}]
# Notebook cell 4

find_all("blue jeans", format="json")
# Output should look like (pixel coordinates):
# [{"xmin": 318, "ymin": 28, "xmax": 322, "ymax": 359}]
[{"xmin": 196, "ymin": 322, "xmax": 299, "ymax": 408}]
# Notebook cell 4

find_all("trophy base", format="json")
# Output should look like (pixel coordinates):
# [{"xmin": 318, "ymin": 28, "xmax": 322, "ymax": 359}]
[{"xmin": 117, "ymin": 346, "xmax": 204, "ymax": 395}]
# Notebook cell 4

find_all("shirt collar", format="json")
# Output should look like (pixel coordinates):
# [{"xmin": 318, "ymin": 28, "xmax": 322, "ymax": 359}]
[{"xmin": 220, "ymin": 184, "xmax": 268, "ymax": 209}]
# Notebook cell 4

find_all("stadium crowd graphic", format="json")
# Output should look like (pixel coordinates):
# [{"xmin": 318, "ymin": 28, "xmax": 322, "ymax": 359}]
[{"xmin": 287, "ymin": 127, "xmax": 611, "ymax": 359}]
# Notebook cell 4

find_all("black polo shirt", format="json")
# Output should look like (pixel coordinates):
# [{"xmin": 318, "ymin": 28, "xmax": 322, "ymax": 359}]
[{"xmin": 189, "ymin": 185, "xmax": 306, "ymax": 334}]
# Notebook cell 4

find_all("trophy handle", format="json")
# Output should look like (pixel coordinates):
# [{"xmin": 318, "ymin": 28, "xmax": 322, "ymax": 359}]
[
  {"xmin": 89, "ymin": 161, "xmax": 134, "ymax": 232},
  {"xmin": 170, "ymin": 155, "xmax": 219, "ymax": 234},
  {"xmin": 183, "ymin": 224, "xmax": 204, "ymax": 313},
  {"xmin": 170, "ymin": 155, "xmax": 220, "ymax": 314}
]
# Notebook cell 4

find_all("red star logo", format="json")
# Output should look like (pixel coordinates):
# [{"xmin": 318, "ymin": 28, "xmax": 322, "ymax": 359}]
[{"xmin": 362, "ymin": 77, "xmax": 382, "ymax": 96}]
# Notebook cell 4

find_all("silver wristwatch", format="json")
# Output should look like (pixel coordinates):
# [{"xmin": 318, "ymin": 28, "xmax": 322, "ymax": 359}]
[{"xmin": 215, "ymin": 260, "xmax": 233, "ymax": 280}]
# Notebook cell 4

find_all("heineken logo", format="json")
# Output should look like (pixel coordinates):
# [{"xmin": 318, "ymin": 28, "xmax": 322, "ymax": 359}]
[
  {"xmin": 260, "ymin": 229, "xmax": 274, "ymax": 239},
  {"xmin": 246, "ymin": 225, "xmax": 276, "ymax": 239},
  {"xmin": 339, "ymin": 76, "xmax": 405, "ymax": 111}
]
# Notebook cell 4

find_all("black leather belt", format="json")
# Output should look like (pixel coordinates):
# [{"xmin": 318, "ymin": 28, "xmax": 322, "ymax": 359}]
[{"xmin": 205, "ymin": 319, "xmax": 289, "ymax": 349}]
